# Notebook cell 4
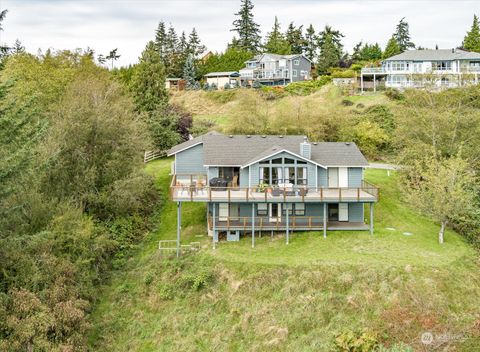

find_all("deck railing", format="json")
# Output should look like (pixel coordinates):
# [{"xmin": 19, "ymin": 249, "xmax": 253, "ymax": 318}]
[
  {"xmin": 208, "ymin": 215, "xmax": 326, "ymax": 231},
  {"xmin": 170, "ymin": 175, "xmax": 379, "ymax": 203}
]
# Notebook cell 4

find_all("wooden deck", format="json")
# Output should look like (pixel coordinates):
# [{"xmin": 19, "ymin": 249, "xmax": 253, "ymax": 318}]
[
  {"xmin": 170, "ymin": 176, "xmax": 378, "ymax": 203},
  {"xmin": 209, "ymin": 216, "xmax": 369, "ymax": 232}
]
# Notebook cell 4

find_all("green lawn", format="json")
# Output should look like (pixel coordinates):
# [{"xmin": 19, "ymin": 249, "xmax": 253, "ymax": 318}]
[{"xmin": 89, "ymin": 159, "xmax": 480, "ymax": 351}]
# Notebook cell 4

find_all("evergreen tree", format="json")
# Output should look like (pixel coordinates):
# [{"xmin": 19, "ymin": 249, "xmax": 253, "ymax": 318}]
[
  {"xmin": 285, "ymin": 22, "xmax": 305, "ymax": 54},
  {"xmin": 188, "ymin": 27, "xmax": 206, "ymax": 57},
  {"xmin": 463, "ymin": 14, "xmax": 480, "ymax": 52},
  {"xmin": 264, "ymin": 17, "xmax": 291, "ymax": 54},
  {"xmin": 352, "ymin": 41, "xmax": 382, "ymax": 62},
  {"xmin": 11, "ymin": 39, "xmax": 25, "ymax": 54},
  {"xmin": 0, "ymin": 10, "xmax": 8, "ymax": 58},
  {"xmin": 130, "ymin": 41, "xmax": 168, "ymax": 112},
  {"xmin": 393, "ymin": 17, "xmax": 415, "ymax": 51},
  {"xmin": 316, "ymin": 26, "xmax": 344, "ymax": 75},
  {"xmin": 231, "ymin": 0, "xmax": 261, "ymax": 52},
  {"xmin": 106, "ymin": 48, "xmax": 120, "ymax": 69},
  {"xmin": 179, "ymin": 31, "xmax": 188, "ymax": 57},
  {"xmin": 304, "ymin": 24, "xmax": 318, "ymax": 61},
  {"xmin": 164, "ymin": 25, "xmax": 182, "ymax": 77},
  {"xmin": 155, "ymin": 21, "xmax": 167, "ymax": 58},
  {"xmin": 183, "ymin": 54, "xmax": 197, "ymax": 89},
  {"xmin": 383, "ymin": 35, "xmax": 401, "ymax": 59}
]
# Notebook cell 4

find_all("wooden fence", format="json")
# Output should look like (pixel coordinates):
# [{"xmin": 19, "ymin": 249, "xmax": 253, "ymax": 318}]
[{"xmin": 144, "ymin": 150, "xmax": 166, "ymax": 163}]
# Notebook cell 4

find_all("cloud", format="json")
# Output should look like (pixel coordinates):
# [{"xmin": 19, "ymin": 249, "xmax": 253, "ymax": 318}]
[{"xmin": 1, "ymin": 0, "xmax": 478, "ymax": 66}]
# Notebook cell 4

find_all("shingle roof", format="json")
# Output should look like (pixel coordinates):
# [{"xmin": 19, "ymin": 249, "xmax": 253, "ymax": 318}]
[
  {"xmin": 384, "ymin": 49, "xmax": 480, "ymax": 61},
  {"xmin": 167, "ymin": 132, "xmax": 369, "ymax": 167},
  {"xmin": 310, "ymin": 142, "xmax": 368, "ymax": 167},
  {"xmin": 248, "ymin": 53, "xmax": 310, "ymax": 63},
  {"xmin": 204, "ymin": 71, "xmax": 240, "ymax": 77}
]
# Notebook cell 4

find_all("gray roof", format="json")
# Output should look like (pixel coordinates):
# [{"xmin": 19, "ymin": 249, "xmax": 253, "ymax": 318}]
[
  {"xmin": 384, "ymin": 49, "xmax": 480, "ymax": 61},
  {"xmin": 204, "ymin": 71, "xmax": 240, "ymax": 77},
  {"xmin": 247, "ymin": 53, "xmax": 311, "ymax": 63},
  {"xmin": 168, "ymin": 132, "xmax": 368, "ymax": 167}
]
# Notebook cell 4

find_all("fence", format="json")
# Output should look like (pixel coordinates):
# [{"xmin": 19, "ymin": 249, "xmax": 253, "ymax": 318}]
[
  {"xmin": 158, "ymin": 240, "xmax": 201, "ymax": 258},
  {"xmin": 144, "ymin": 150, "xmax": 166, "ymax": 163}
]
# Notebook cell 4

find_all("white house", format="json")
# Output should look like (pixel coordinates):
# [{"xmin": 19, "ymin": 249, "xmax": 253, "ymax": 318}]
[
  {"xmin": 204, "ymin": 71, "xmax": 240, "ymax": 89},
  {"xmin": 360, "ymin": 49, "xmax": 480, "ymax": 91}
]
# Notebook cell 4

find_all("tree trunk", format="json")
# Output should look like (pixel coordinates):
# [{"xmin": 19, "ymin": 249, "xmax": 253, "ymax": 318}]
[{"xmin": 438, "ymin": 220, "xmax": 447, "ymax": 244}]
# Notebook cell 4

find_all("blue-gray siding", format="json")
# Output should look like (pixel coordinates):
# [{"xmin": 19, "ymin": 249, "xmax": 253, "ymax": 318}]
[
  {"xmin": 348, "ymin": 168, "xmax": 363, "ymax": 187},
  {"xmin": 175, "ymin": 144, "xmax": 205, "ymax": 174},
  {"xmin": 240, "ymin": 168, "xmax": 249, "ymax": 187},
  {"xmin": 348, "ymin": 203, "xmax": 364, "ymax": 222},
  {"xmin": 317, "ymin": 167, "xmax": 328, "ymax": 187}
]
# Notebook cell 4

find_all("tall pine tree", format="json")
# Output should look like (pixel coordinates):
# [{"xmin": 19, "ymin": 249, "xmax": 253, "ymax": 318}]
[
  {"xmin": 393, "ymin": 17, "xmax": 415, "ymax": 52},
  {"xmin": 231, "ymin": 0, "xmax": 261, "ymax": 52},
  {"xmin": 316, "ymin": 26, "xmax": 344, "ymax": 75},
  {"xmin": 463, "ymin": 14, "xmax": 480, "ymax": 52},
  {"xmin": 383, "ymin": 35, "xmax": 401, "ymax": 59},
  {"xmin": 304, "ymin": 24, "xmax": 318, "ymax": 61},
  {"xmin": 183, "ymin": 54, "xmax": 197, "ymax": 89},
  {"xmin": 285, "ymin": 22, "xmax": 305, "ymax": 54},
  {"xmin": 188, "ymin": 28, "xmax": 206, "ymax": 57},
  {"xmin": 264, "ymin": 17, "xmax": 291, "ymax": 54},
  {"xmin": 155, "ymin": 21, "xmax": 167, "ymax": 58}
]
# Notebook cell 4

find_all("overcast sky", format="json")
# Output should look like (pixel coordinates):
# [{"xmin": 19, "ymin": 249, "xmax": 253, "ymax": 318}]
[{"xmin": 1, "ymin": 0, "xmax": 479, "ymax": 66}]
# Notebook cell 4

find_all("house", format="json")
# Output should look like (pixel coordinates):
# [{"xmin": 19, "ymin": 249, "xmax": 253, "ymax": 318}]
[
  {"xmin": 165, "ymin": 78, "xmax": 185, "ymax": 90},
  {"xmin": 204, "ymin": 71, "xmax": 240, "ymax": 89},
  {"xmin": 360, "ymin": 48, "xmax": 480, "ymax": 91},
  {"xmin": 167, "ymin": 132, "xmax": 379, "ymax": 248},
  {"xmin": 239, "ymin": 53, "xmax": 312, "ymax": 86}
]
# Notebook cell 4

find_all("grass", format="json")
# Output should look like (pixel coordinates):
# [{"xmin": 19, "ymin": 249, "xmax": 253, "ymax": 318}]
[{"xmin": 88, "ymin": 159, "xmax": 480, "ymax": 351}]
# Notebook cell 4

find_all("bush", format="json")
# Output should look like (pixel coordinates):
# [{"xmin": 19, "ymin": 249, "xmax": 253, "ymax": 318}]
[
  {"xmin": 334, "ymin": 329, "xmax": 379, "ymax": 352},
  {"xmin": 205, "ymin": 90, "xmax": 236, "ymax": 104},
  {"xmin": 385, "ymin": 88, "xmax": 405, "ymax": 101},
  {"xmin": 284, "ymin": 76, "xmax": 332, "ymax": 96},
  {"xmin": 330, "ymin": 68, "xmax": 356, "ymax": 78},
  {"xmin": 260, "ymin": 86, "xmax": 286, "ymax": 100}
]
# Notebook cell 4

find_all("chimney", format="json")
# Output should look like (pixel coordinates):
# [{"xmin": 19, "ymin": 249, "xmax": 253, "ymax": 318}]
[
  {"xmin": 452, "ymin": 48, "xmax": 455, "ymax": 53},
  {"xmin": 300, "ymin": 136, "xmax": 311, "ymax": 159}
]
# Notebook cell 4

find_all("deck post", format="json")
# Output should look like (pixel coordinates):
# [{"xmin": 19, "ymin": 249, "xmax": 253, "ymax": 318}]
[
  {"xmin": 360, "ymin": 74, "xmax": 364, "ymax": 93},
  {"xmin": 323, "ymin": 203, "xmax": 327, "ymax": 239},
  {"xmin": 370, "ymin": 203, "xmax": 374, "ymax": 235},
  {"xmin": 251, "ymin": 203, "xmax": 255, "ymax": 248},
  {"xmin": 373, "ymin": 73, "xmax": 376, "ymax": 92},
  {"xmin": 213, "ymin": 203, "xmax": 217, "ymax": 249},
  {"xmin": 286, "ymin": 204, "xmax": 289, "ymax": 245},
  {"xmin": 177, "ymin": 202, "xmax": 181, "ymax": 257}
]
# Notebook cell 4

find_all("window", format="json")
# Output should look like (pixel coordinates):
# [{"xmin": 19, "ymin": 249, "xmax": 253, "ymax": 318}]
[
  {"xmin": 293, "ymin": 59, "xmax": 300, "ymax": 65},
  {"xmin": 293, "ymin": 69, "xmax": 298, "ymax": 77},
  {"xmin": 271, "ymin": 167, "xmax": 283, "ymax": 185},
  {"xmin": 391, "ymin": 61, "xmax": 406, "ymax": 71},
  {"xmin": 297, "ymin": 167, "xmax": 307, "ymax": 185},
  {"xmin": 259, "ymin": 167, "xmax": 270, "ymax": 184},
  {"xmin": 219, "ymin": 203, "xmax": 229, "ymax": 221},
  {"xmin": 282, "ymin": 203, "xmax": 293, "ymax": 215},
  {"xmin": 272, "ymin": 158, "xmax": 282, "ymax": 164},
  {"xmin": 257, "ymin": 203, "xmax": 268, "ymax": 216},
  {"xmin": 295, "ymin": 203, "xmax": 305, "ymax": 216},
  {"xmin": 284, "ymin": 158, "xmax": 295, "ymax": 164},
  {"xmin": 432, "ymin": 61, "xmax": 452, "ymax": 71},
  {"xmin": 285, "ymin": 167, "xmax": 295, "ymax": 184},
  {"xmin": 260, "ymin": 159, "xmax": 270, "ymax": 165}
]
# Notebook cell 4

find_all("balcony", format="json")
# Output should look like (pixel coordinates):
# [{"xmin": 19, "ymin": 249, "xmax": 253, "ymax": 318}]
[
  {"xmin": 170, "ymin": 175, "xmax": 379, "ymax": 203},
  {"xmin": 361, "ymin": 67, "xmax": 386, "ymax": 74}
]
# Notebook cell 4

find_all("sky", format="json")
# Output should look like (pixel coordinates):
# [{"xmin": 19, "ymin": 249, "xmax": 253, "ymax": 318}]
[{"xmin": 1, "ymin": 0, "xmax": 479, "ymax": 67}]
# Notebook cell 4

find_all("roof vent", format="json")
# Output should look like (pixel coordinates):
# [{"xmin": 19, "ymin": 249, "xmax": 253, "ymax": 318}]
[
  {"xmin": 229, "ymin": 135, "xmax": 233, "ymax": 138},
  {"xmin": 279, "ymin": 135, "xmax": 283, "ymax": 138},
  {"xmin": 262, "ymin": 135, "xmax": 266, "ymax": 138},
  {"xmin": 452, "ymin": 48, "xmax": 455, "ymax": 53},
  {"xmin": 345, "ymin": 142, "xmax": 351, "ymax": 146},
  {"xmin": 313, "ymin": 142, "xmax": 318, "ymax": 145},
  {"xmin": 246, "ymin": 135, "xmax": 251, "ymax": 138}
]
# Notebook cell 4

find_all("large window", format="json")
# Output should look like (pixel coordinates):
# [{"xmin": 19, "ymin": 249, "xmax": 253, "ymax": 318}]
[
  {"xmin": 282, "ymin": 203, "xmax": 293, "ymax": 215},
  {"xmin": 295, "ymin": 203, "xmax": 305, "ymax": 216},
  {"xmin": 257, "ymin": 203, "xmax": 268, "ymax": 216},
  {"xmin": 258, "ymin": 156, "xmax": 309, "ymax": 185},
  {"xmin": 432, "ymin": 61, "xmax": 452, "ymax": 71},
  {"xmin": 293, "ymin": 59, "xmax": 300, "ymax": 65}
]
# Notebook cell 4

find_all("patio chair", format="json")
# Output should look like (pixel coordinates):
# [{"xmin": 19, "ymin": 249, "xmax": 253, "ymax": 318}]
[{"xmin": 271, "ymin": 187, "xmax": 281, "ymax": 197}]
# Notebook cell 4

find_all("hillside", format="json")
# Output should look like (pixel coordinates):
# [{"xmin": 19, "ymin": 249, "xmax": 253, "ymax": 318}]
[{"xmin": 88, "ymin": 159, "xmax": 480, "ymax": 351}]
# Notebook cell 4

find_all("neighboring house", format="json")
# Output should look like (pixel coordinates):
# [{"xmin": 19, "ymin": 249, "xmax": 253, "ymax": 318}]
[
  {"xmin": 204, "ymin": 71, "xmax": 240, "ymax": 88},
  {"xmin": 167, "ymin": 132, "xmax": 379, "ymax": 247},
  {"xmin": 165, "ymin": 78, "xmax": 185, "ymax": 90},
  {"xmin": 360, "ymin": 48, "xmax": 480, "ymax": 91},
  {"xmin": 239, "ymin": 53, "xmax": 312, "ymax": 86}
]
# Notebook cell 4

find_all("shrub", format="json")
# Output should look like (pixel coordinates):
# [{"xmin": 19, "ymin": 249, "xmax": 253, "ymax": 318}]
[
  {"xmin": 284, "ymin": 76, "xmax": 332, "ymax": 96},
  {"xmin": 330, "ymin": 68, "xmax": 356, "ymax": 78},
  {"xmin": 205, "ymin": 90, "xmax": 236, "ymax": 104},
  {"xmin": 334, "ymin": 329, "xmax": 379, "ymax": 352},
  {"xmin": 260, "ymin": 86, "xmax": 286, "ymax": 100},
  {"xmin": 385, "ymin": 88, "xmax": 405, "ymax": 101},
  {"xmin": 341, "ymin": 99, "xmax": 354, "ymax": 106}
]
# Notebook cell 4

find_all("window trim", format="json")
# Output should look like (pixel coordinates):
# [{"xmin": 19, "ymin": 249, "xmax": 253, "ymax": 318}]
[
  {"xmin": 292, "ymin": 69, "xmax": 298, "ymax": 77},
  {"xmin": 293, "ymin": 59, "xmax": 300, "ymax": 66},
  {"xmin": 295, "ymin": 203, "xmax": 305, "ymax": 216}
]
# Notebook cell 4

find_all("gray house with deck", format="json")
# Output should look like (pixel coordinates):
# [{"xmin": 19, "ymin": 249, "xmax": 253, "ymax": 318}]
[{"xmin": 167, "ymin": 132, "xmax": 378, "ymax": 248}]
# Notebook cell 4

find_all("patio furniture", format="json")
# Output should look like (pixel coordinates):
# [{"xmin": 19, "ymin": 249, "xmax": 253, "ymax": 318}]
[{"xmin": 271, "ymin": 187, "xmax": 281, "ymax": 197}]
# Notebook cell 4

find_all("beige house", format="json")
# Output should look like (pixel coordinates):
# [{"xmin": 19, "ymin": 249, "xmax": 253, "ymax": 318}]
[{"xmin": 204, "ymin": 71, "xmax": 240, "ymax": 89}]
